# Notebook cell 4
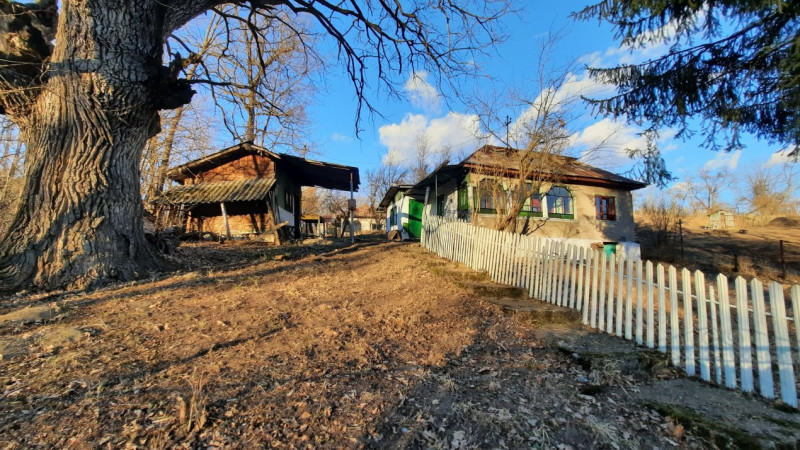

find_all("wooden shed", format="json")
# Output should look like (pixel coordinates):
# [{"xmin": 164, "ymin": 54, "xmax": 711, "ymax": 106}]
[
  {"xmin": 153, "ymin": 142, "xmax": 359, "ymax": 241},
  {"xmin": 707, "ymin": 210, "xmax": 735, "ymax": 230}
]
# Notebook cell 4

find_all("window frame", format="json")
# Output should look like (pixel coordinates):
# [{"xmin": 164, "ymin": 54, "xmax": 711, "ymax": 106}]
[
  {"xmin": 595, "ymin": 195, "xmax": 617, "ymax": 221},
  {"xmin": 545, "ymin": 186, "xmax": 574, "ymax": 220},
  {"xmin": 520, "ymin": 183, "xmax": 543, "ymax": 218}
]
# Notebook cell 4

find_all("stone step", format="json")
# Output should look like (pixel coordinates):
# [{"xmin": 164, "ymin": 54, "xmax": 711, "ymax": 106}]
[
  {"xmin": 455, "ymin": 280, "xmax": 527, "ymax": 299},
  {"xmin": 487, "ymin": 297, "xmax": 582, "ymax": 325}
]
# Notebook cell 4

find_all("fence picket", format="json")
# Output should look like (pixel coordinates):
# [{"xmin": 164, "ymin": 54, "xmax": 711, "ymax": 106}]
[
  {"xmin": 646, "ymin": 261, "xmax": 655, "ymax": 348},
  {"xmin": 626, "ymin": 260, "xmax": 634, "ymax": 340},
  {"xmin": 709, "ymin": 286, "xmax": 723, "ymax": 384},
  {"xmin": 717, "ymin": 274, "xmax": 737, "ymax": 389},
  {"xmin": 791, "ymin": 285, "xmax": 800, "ymax": 354},
  {"xmin": 607, "ymin": 254, "xmax": 616, "ymax": 333},
  {"xmin": 555, "ymin": 242, "xmax": 565, "ymax": 306},
  {"xmin": 658, "ymin": 264, "xmax": 667, "ymax": 352},
  {"xmin": 569, "ymin": 246, "xmax": 579, "ymax": 309},
  {"xmin": 751, "ymin": 278, "xmax": 774, "ymax": 398},
  {"xmin": 682, "ymin": 268, "xmax": 695, "ymax": 376},
  {"xmin": 599, "ymin": 253, "xmax": 608, "ymax": 331},
  {"xmin": 591, "ymin": 250, "xmax": 600, "ymax": 328},
  {"xmin": 769, "ymin": 282, "xmax": 797, "ymax": 407},
  {"xmin": 582, "ymin": 250, "xmax": 591, "ymax": 324},
  {"xmin": 735, "ymin": 277, "xmax": 754, "ymax": 393},
  {"xmin": 669, "ymin": 266, "xmax": 680, "ymax": 367},
  {"xmin": 695, "ymin": 271, "xmax": 710, "ymax": 381},
  {"xmin": 635, "ymin": 260, "xmax": 644, "ymax": 345},
  {"xmin": 617, "ymin": 255, "xmax": 625, "ymax": 337},
  {"xmin": 576, "ymin": 247, "xmax": 586, "ymax": 312}
]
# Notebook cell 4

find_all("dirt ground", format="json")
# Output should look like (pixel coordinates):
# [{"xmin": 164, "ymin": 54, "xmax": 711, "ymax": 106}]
[
  {"xmin": 637, "ymin": 215, "xmax": 800, "ymax": 286},
  {"xmin": 0, "ymin": 235, "xmax": 786, "ymax": 448}
]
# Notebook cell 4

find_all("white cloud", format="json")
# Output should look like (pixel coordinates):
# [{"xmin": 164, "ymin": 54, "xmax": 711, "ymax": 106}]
[
  {"xmin": 765, "ymin": 149, "xmax": 797, "ymax": 167},
  {"xmin": 331, "ymin": 132, "xmax": 353, "ymax": 143},
  {"xmin": 702, "ymin": 150, "xmax": 741, "ymax": 171},
  {"xmin": 404, "ymin": 71, "xmax": 441, "ymax": 112},
  {"xmin": 378, "ymin": 112, "xmax": 484, "ymax": 164}
]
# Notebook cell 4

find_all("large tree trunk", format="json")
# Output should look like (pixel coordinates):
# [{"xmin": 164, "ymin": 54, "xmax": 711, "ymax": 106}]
[{"xmin": 0, "ymin": 1, "xmax": 185, "ymax": 292}]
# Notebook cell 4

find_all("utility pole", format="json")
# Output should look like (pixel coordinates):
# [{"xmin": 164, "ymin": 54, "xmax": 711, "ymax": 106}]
[
  {"xmin": 349, "ymin": 172, "xmax": 355, "ymax": 245},
  {"xmin": 504, "ymin": 115, "xmax": 512, "ymax": 149}
]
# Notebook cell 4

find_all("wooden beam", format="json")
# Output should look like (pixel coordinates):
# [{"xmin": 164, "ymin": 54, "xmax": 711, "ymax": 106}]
[{"xmin": 220, "ymin": 202, "xmax": 232, "ymax": 239}]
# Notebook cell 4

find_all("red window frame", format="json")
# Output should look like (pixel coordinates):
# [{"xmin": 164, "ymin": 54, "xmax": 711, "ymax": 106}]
[{"xmin": 595, "ymin": 195, "xmax": 617, "ymax": 221}]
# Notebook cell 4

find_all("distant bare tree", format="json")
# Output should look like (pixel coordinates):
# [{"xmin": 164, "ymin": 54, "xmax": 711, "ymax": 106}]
[
  {"xmin": 322, "ymin": 190, "xmax": 350, "ymax": 238},
  {"xmin": 411, "ymin": 131, "xmax": 432, "ymax": 182},
  {"xmin": 365, "ymin": 162, "xmax": 408, "ymax": 230},
  {"xmin": 639, "ymin": 189, "xmax": 686, "ymax": 259},
  {"xmin": 739, "ymin": 164, "xmax": 799, "ymax": 217},
  {"xmin": 684, "ymin": 169, "xmax": 731, "ymax": 214}
]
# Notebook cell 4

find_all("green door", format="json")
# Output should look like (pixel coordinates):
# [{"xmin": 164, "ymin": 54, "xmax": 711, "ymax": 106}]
[{"xmin": 406, "ymin": 199, "xmax": 424, "ymax": 239}]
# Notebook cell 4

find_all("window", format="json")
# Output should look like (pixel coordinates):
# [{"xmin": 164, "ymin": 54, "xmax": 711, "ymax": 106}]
[
  {"xmin": 389, "ymin": 206, "xmax": 397, "ymax": 226},
  {"xmin": 478, "ymin": 180, "xmax": 497, "ymax": 214},
  {"xmin": 546, "ymin": 186, "xmax": 574, "ymax": 219},
  {"xmin": 457, "ymin": 185, "xmax": 469, "ymax": 211},
  {"xmin": 595, "ymin": 195, "xmax": 617, "ymax": 221},
  {"xmin": 520, "ymin": 183, "xmax": 543, "ymax": 217}
]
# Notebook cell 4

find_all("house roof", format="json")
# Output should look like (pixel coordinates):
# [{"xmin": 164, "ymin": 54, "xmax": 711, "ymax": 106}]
[
  {"xmin": 153, "ymin": 178, "xmax": 276, "ymax": 205},
  {"xmin": 377, "ymin": 184, "xmax": 415, "ymax": 211},
  {"xmin": 459, "ymin": 145, "xmax": 647, "ymax": 190},
  {"xmin": 166, "ymin": 142, "xmax": 360, "ymax": 191}
]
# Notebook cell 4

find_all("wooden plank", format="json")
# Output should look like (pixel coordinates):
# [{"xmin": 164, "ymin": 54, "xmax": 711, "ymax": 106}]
[
  {"xmin": 220, "ymin": 202, "xmax": 232, "ymax": 240},
  {"xmin": 598, "ymin": 252, "xmax": 608, "ymax": 331},
  {"xmin": 646, "ymin": 261, "xmax": 655, "ymax": 348},
  {"xmin": 695, "ymin": 271, "xmax": 711, "ymax": 381},
  {"xmin": 569, "ymin": 246, "xmax": 579, "ymax": 309},
  {"xmin": 616, "ymin": 255, "xmax": 624, "ymax": 337},
  {"xmin": 669, "ymin": 266, "xmax": 680, "ymax": 367},
  {"xmin": 709, "ymin": 286, "xmax": 723, "ymax": 384},
  {"xmin": 582, "ymin": 249, "xmax": 591, "ymax": 325},
  {"xmin": 590, "ymin": 250, "xmax": 600, "ymax": 328},
  {"xmin": 576, "ymin": 247, "xmax": 585, "ymax": 312},
  {"xmin": 735, "ymin": 276, "xmax": 754, "ymax": 393},
  {"xmin": 555, "ymin": 242, "xmax": 565, "ymax": 306},
  {"xmin": 682, "ymin": 268, "xmax": 695, "ymax": 376},
  {"xmin": 769, "ymin": 282, "xmax": 797, "ymax": 407},
  {"xmin": 636, "ymin": 260, "xmax": 644, "ymax": 345},
  {"xmin": 625, "ymin": 259, "xmax": 633, "ymax": 340},
  {"xmin": 717, "ymin": 274, "xmax": 737, "ymax": 389},
  {"xmin": 751, "ymin": 278, "xmax": 774, "ymax": 398},
  {"xmin": 658, "ymin": 264, "xmax": 667, "ymax": 352},
  {"xmin": 606, "ymin": 254, "xmax": 616, "ymax": 333}
]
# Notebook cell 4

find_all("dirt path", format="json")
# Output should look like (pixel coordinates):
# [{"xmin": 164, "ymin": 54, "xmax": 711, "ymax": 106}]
[{"xmin": 0, "ymin": 237, "xmax": 790, "ymax": 448}]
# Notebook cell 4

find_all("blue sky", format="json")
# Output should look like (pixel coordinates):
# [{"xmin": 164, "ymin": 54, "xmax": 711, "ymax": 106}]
[{"xmin": 289, "ymin": 1, "xmax": 794, "ymax": 201}]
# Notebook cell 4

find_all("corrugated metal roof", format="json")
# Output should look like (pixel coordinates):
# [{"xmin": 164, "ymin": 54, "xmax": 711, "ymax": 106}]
[
  {"xmin": 166, "ymin": 141, "xmax": 360, "ymax": 191},
  {"xmin": 154, "ymin": 178, "xmax": 276, "ymax": 205}
]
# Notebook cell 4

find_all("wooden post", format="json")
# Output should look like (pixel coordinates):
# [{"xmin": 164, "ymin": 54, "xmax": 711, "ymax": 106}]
[
  {"xmin": 679, "ymin": 219, "xmax": 684, "ymax": 266},
  {"xmin": 220, "ymin": 202, "xmax": 232, "ymax": 240},
  {"xmin": 780, "ymin": 240, "xmax": 787, "ymax": 279}
]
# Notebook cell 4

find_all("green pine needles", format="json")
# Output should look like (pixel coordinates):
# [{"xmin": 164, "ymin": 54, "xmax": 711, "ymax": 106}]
[{"xmin": 575, "ymin": 0, "xmax": 800, "ymax": 154}]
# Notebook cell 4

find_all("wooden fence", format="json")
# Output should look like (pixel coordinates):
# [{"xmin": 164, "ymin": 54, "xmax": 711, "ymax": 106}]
[{"xmin": 421, "ymin": 214, "xmax": 800, "ymax": 406}]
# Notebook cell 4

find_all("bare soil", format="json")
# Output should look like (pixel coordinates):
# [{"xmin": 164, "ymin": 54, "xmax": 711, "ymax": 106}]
[
  {"xmin": 0, "ymin": 235, "xmax": 790, "ymax": 448},
  {"xmin": 637, "ymin": 215, "xmax": 800, "ymax": 286}
]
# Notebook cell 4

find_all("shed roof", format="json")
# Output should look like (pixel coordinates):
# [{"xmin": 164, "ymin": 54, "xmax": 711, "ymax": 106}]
[
  {"xmin": 377, "ymin": 184, "xmax": 415, "ymax": 211},
  {"xmin": 166, "ymin": 142, "xmax": 360, "ymax": 191},
  {"xmin": 153, "ymin": 178, "xmax": 276, "ymax": 205}
]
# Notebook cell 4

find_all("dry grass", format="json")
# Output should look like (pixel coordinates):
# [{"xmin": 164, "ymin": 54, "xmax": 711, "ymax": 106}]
[{"xmin": 0, "ymin": 237, "xmax": 709, "ymax": 448}]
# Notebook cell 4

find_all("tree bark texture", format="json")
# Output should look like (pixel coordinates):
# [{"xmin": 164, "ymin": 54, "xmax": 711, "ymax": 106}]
[{"xmin": 0, "ymin": 1, "xmax": 191, "ymax": 292}]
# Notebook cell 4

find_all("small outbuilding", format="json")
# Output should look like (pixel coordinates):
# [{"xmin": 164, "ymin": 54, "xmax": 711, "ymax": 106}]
[
  {"xmin": 707, "ymin": 210, "xmax": 735, "ymax": 230},
  {"xmin": 153, "ymin": 142, "xmax": 359, "ymax": 241}
]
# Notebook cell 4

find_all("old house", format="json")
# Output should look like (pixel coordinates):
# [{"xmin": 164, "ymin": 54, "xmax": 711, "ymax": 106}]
[
  {"xmin": 377, "ymin": 184, "xmax": 422, "ymax": 239},
  {"xmin": 390, "ymin": 145, "xmax": 646, "ymax": 250},
  {"xmin": 154, "ymin": 142, "xmax": 359, "ymax": 241}
]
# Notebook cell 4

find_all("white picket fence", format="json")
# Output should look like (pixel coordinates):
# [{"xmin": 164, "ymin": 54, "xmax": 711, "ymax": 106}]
[{"xmin": 421, "ymin": 214, "xmax": 800, "ymax": 406}]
